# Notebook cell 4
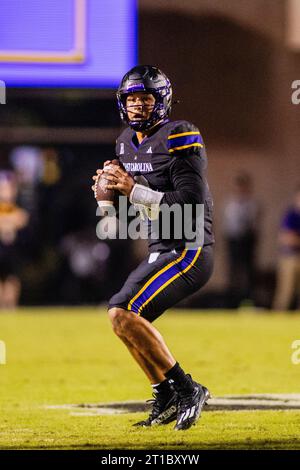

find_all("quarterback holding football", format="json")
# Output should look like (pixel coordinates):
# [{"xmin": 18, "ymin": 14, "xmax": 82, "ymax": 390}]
[{"xmin": 92, "ymin": 65, "xmax": 214, "ymax": 430}]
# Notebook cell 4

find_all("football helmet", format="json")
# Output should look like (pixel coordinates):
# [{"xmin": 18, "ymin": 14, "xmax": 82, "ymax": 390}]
[{"xmin": 117, "ymin": 65, "xmax": 172, "ymax": 131}]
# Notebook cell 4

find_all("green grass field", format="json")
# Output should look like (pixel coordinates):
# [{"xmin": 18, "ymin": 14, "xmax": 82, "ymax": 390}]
[{"xmin": 0, "ymin": 308, "xmax": 300, "ymax": 450}]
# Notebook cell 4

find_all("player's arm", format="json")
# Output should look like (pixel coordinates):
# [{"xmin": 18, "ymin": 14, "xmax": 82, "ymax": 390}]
[
  {"xmin": 128, "ymin": 154, "xmax": 207, "ymax": 209},
  {"xmin": 161, "ymin": 122, "xmax": 207, "ymax": 206},
  {"xmin": 161, "ymin": 154, "xmax": 206, "ymax": 207}
]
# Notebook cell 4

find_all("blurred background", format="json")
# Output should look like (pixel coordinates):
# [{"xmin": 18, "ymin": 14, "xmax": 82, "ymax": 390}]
[{"xmin": 0, "ymin": 0, "xmax": 299, "ymax": 310}]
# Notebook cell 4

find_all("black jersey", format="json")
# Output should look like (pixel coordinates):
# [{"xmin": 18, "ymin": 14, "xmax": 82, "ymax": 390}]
[{"xmin": 115, "ymin": 119, "xmax": 214, "ymax": 253}]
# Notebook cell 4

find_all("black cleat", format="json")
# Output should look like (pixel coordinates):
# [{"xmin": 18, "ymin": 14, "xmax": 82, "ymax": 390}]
[
  {"xmin": 133, "ymin": 390, "xmax": 178, "ymax": 427},
  {"xmin": 174, "ymin": 381, "xmax": 210, "ymax": 431}
]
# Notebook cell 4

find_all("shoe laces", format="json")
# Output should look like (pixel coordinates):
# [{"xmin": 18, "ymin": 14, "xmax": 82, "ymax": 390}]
[
  {"xmin": 178, "ymin": 384, "xmax": 199, "ymax": 413},
  {"xmin": 146, "ymin": 392, "xmax": 169, "ymax": 419}
]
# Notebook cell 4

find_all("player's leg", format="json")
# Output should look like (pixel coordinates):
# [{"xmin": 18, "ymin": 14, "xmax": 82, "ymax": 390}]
[
  {"xmin": 127, "ymin": 245, "xmax": 213, "ymax": 430},
  {"xmin": 108, "ymin": 245, "xmax": 213, "ymax": 429},
  {"xmin": 108, "ymin": 249, "xmax": 184, "ymax": 379},
  {"xmin": 117, "ymin": 332, "xmax": 178, "ymax": 426},
  {"xmin": 109, "ymin": 307, "xmax": 176, "ymax": 373},
  {"xmin": 109, "ymin": 306, "xmax": 179, "ymax": 426},
  {"xmin": 109, "ymin": 301, "xmax": 210, "ymax": 430},
  {"xmin": 107, "ymin": 250, "xmax": 183, "ymax": 426},
  {"xmin": 119, "ymin": 333, "xmax": 166, "ymax": 383}
]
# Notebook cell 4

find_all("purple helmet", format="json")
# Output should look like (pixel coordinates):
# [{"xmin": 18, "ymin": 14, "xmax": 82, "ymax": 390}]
[{"xmin": 116, "ymin": 65, "xmax": 172, "ymax": 131}]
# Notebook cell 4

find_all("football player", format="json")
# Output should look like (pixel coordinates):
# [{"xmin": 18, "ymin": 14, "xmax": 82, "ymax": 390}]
[{"xmin": 92, "ymin": 65, "xmax": 214, "ymax": 430}]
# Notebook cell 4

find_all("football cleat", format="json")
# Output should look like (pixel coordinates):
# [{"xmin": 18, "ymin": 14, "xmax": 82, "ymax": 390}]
[
  {"xmin": 133, "ymin": 390, "xmax": 178, "ymax": 427},
  {"xmin": 174, "ymin": 381, "xmax": 210, "ymax": 431}
]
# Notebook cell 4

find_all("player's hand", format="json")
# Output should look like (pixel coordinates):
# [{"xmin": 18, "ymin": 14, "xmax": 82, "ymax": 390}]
[
  {"xmin": 104, "ymin": 166, "xmax": 135, "ymax": 197},
  {"xmin": 91, "ymin": 171, "xmax": 101, "ymax": 197}
]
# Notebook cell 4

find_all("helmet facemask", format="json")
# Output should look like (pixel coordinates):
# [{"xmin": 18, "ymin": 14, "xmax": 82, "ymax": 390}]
[{"xmin": 122, "ymin": 92, "xmax": 156, "ymax": 131}]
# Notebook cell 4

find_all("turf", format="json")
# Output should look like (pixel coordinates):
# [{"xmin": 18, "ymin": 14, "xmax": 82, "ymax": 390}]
[{"xmin": 0, "ymin": 308, "xmax": 300, "ymax": 449}]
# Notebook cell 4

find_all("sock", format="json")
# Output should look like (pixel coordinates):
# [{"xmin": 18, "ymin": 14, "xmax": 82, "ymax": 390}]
[
  {"xmin": 151, "ymin": 379, "xmax": 174, "ymax": 395},
  {"xmin": 165, "ymin": 362, "xmax": 194, "ymax": 393}
]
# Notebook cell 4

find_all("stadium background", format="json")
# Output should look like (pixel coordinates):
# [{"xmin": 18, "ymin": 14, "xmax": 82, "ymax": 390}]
[
  {"xmin": 0, "ymin": 0, "xmax": 300, "ymax": 452},
  {"xmin": 0, "ymin": 0, "xmax": 299, "ymax": 309}
]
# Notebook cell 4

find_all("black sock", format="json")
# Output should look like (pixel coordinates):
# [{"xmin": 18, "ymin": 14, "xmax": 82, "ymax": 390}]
[
  {"xmin": 152, "ymin": 379, "xmax": 174, "ymax": 395},
  {"xmin": 165, "ymin": 362, "xmax": 194, "ymax": 393}
]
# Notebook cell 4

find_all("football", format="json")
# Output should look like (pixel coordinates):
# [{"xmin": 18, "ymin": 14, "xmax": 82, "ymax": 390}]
[{"xmin": 95, "ymin": 159, "xmax": 120, "ymax": 210}]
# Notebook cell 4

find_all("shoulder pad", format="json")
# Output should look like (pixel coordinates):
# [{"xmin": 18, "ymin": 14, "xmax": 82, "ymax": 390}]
[{"xmin": 167, "ymin": 121, "xmax": 204, "ymax": 157}]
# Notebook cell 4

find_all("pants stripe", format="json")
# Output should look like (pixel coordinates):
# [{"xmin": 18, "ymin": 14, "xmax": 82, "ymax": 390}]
[{"xmin": 128, "ymin": 248, "xmax": 202, "ymax": 315}]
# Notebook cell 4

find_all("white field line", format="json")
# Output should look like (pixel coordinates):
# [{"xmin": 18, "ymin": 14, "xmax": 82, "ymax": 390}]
[{"xmin": 44, "ymin": 394, "xmax": 300, "ymax": 416}]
